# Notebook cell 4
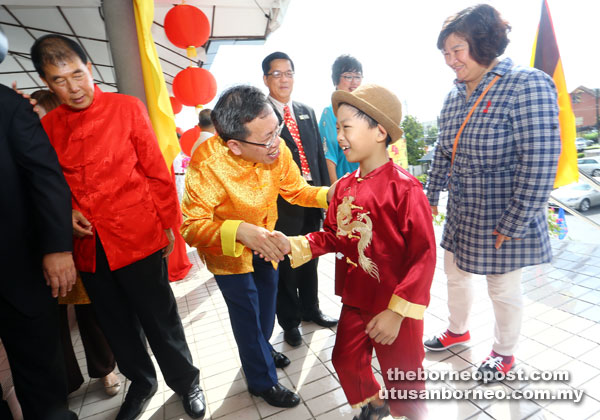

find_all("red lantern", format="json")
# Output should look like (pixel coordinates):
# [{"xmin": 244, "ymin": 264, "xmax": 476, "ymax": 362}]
[
  {"xmin": 180, "ymin": 126, "xmax": 201, "ymax": 157},
  {"xmin": 170, "ymin": 96, "xmax": 182, "ymax": 114},
  {"xmin": 164, "ymin": 5, "xmax": 210, "ymax": 58},
  {"xmin": 172, "ymin": 67, "xmax": 217, "ymax": 107}
]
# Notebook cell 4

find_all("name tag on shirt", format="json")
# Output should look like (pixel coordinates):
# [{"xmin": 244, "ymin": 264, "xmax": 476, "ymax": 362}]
[{"xmin": 298, "ymin": 114, "xmax": 310, "ymax": 120}]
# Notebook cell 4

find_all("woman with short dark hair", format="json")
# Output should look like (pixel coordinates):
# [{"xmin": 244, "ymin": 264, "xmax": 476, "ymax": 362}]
[
  {"xmin": 319, "ymin": 54, "xmax": 363, "ymax": 183},
  {"xmin": 424, "ymin": 4, "xmax": 561, "ymax": 381}
]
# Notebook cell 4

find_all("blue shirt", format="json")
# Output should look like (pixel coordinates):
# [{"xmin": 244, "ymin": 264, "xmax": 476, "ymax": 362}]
[
  {"xmin": 426, "ymin": 58, "xmax": 561, "ymax": 274},
  {"xmin": 319, "ymin": 104, "xmax": 359, "ymax": 179}
]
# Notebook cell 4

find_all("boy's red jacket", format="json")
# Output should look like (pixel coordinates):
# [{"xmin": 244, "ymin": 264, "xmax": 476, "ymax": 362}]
[{"xmin": 291, "ymin": 160, "xmax": 436, "ymax": 319}]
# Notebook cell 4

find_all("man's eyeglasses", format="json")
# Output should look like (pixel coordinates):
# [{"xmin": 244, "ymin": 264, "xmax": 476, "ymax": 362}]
[
  {"xmin": 340, "ymin": 73, "xmax": 363, "ymax": 82},
  {"xmin": 267, "ymin": 70, "xmax": 295, "ymax": 79},
  {"xmin": 232, "ymin": 121, "xmax": 285, "ymax": 149}
]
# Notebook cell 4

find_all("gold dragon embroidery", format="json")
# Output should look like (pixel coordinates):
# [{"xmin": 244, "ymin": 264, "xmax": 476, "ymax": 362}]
[{"xmin": 336, "ymin": 196, "xmax": 380, "ymax": 282}]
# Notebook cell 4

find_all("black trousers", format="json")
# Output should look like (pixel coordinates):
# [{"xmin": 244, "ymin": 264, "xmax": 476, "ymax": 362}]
[
  {"xmin": 59, "ymin": 304, "xmax": 116, "ymax": 393},
  {"xmin": 276, "ymin": 208, "xmax": 321, "ymax": 331},
  {"xmin": 0, "ymin": 296, "xmax": 76, "ymax": 420},
  {"xmin": 80, "ymin": 237, "xmax": 199, "ymax": 397}
]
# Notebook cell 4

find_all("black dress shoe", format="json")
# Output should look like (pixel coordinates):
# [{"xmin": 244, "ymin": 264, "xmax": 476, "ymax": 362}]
[
  {"xmin": 249, "ymin": 383, "xmax": 300, "ymax": 408},
  {"xmin": 283, "ymin": 327, "xmax": 302, "ymax": 347},
  {"xmin": 271, "ymin": 349, "xmax": 290, "ymax": 368},
  {"xmin": 116, "ymin": 383, "xmax": 158, "ymax": 420},
  {"xmin": 353, "ymin": 401, "xmax": 390, "ymax": 420},
  {"xmin": 181, "ymin": 385, "xmax": 206, "ymax": 419},
  {"xmin": 303, "ymin": 310, "xmax": 338, "ymax": 328}
]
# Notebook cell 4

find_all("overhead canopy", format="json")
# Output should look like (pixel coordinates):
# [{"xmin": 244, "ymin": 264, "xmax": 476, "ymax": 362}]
[{"xmin": 0, "ymin": 0, "xmax": 289, "ymax": 92}]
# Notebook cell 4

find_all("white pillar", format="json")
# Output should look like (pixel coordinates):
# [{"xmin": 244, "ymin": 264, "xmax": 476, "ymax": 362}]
[{"xmin": 102, "ymin": 0, "xmax": 147, "ymax": 105}]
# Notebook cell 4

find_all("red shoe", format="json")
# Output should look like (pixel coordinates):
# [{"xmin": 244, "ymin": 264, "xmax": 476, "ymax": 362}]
[
  {"xmin": 424, "ymin": 330, "xmax": 470, "ymax": 351},
  {"xmin": 477, "ymin": 354, "xmax": 514, "ymax": 383}
]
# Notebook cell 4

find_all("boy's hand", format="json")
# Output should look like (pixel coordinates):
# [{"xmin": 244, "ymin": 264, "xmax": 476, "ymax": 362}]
[
  {"xmin": 270, "ymin": 231, "xmax": 290, "ymax": 254},
  {"xmin": 365, "ymin": 309, "xmax": 404, "ymax": 345},
  {"xmin": 237, "ymin": 222, "xmax": 287, "ymax": 262},
  {"xmin": 253, "ymin": 231, "xmax": 291, "ymax": 261}
]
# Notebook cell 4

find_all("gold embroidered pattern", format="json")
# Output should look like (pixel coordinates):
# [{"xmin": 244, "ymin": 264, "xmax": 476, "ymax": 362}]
[
  {"xmin": 336, "ymin": 196, "xmax": 380, "ymax": 281},
  {"xmin": 345, "ymin": 257, "xmax": 358, "ymax": 268}
]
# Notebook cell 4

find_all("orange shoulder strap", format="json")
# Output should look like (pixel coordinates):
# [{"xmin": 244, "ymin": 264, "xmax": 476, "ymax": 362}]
[{"xmin": 449, "ymin": 74, "xmax": 501, "ymax": 176}]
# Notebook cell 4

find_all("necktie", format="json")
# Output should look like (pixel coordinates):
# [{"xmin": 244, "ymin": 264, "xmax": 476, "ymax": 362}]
[{"xmin": 283, "ymin": 105, "xmax": 311, "ymax": 178}]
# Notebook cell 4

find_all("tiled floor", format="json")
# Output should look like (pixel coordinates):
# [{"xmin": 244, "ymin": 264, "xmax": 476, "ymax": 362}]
[{"xmin": 2, "ymin": 227, "xmax": 600, "ymax": 420}]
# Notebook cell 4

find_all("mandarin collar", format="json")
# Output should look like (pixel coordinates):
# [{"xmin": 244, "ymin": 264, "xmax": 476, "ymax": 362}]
[{"xmin": 355, "ymin": 159, "xmax": 394, "ymax": 180}]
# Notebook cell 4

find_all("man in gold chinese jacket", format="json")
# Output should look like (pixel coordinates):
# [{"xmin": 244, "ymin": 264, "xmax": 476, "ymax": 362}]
[{"xmin": 181, "ymin": 85, "xmax": 331, "ymax": 409}]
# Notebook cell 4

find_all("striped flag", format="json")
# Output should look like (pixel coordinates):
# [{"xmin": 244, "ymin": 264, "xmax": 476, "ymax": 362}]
[{"xmin": 531, "ymin": 0, "xmax": 578, "ymax": 188}]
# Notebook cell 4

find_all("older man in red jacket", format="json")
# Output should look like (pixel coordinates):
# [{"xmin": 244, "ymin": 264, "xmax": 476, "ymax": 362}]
[{"xmin": 31, "ymin": 34, "xmax": 205, "ymax": 420}]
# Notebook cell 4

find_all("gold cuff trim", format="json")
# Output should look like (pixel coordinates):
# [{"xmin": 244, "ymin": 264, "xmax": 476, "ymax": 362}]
[
  {"xmin": 350, "ymin": 391, "xmax": 381, "ymax": 409},
  {"xmin": 220, "ymin": 220, "xmax": 245, "ymax": 257},
  {"xmin": 388, "ymin": 295, "xmax": 426, "ymax": 320},
  {"xmin": 289, "ymin": 236, "xmax": 312, "ymax": 268},
  {"xmin": 316, "ymin": 187, "xmax": 329, "ymax": 209}
]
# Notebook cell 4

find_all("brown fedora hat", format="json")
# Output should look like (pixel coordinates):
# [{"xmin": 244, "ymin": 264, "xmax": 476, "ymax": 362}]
[{"xmin": 332, "ymin": 84, "xmax": 403, "ymax": 143}]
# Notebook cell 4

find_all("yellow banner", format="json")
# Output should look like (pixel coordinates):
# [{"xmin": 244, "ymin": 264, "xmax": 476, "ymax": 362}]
[
  {"xmin": 133, "ymin": 0, "xmax": 180, "ymax": 169},
  {"xmin": 388, "ymin": 138, "xmax": 408, "ymax": 169}
]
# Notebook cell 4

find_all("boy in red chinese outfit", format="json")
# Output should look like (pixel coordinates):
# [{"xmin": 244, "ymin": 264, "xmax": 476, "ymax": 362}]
[{"xmin": 287, "ymin": 85, "xmax": 436, "ymax": 420}]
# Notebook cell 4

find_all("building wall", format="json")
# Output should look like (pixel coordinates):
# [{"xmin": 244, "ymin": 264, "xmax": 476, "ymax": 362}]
[{"xmin": 571, "ymin": 88, "xmax": 598, "ymax": 129}]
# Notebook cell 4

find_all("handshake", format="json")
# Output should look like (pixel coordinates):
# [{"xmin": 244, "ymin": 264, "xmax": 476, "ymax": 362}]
[{"xmin": 236, "ymin": 222, "xmax": 292, "ymax": 262}]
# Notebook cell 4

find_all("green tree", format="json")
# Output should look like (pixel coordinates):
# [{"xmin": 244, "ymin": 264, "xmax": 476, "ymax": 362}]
[
  {"xmin": 401, "ymin": 115, "xmax": 425, "ymax": 165},
  {"xmin": 425, "ymin": 125, "xmax": 438, "ymax": 145}
]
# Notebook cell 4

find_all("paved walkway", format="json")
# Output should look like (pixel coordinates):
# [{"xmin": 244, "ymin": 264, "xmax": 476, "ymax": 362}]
[{"xmin": 2, "ymin": 228, "xmax": 600, "ymax": 420}]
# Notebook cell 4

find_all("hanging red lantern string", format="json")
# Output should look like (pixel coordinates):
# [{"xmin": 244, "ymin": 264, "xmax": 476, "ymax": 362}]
[
  {"xmin": 172, "ymin": 67, "xmax": 217, "ymax": 107},
  {"xmin": 164, "ymin": 4, "xmax": 210, "ymax": 58}
]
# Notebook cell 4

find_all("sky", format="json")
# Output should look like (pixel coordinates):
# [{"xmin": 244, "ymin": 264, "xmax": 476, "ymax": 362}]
[{"xmin": 176, "ymin": 0, "xmax": 600, "ymax": 130}]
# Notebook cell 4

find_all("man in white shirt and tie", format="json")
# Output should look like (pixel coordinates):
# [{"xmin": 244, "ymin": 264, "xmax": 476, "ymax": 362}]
[{"xmin": 262, "ymin": 51, "xmax": 338, "ymax": 347}]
